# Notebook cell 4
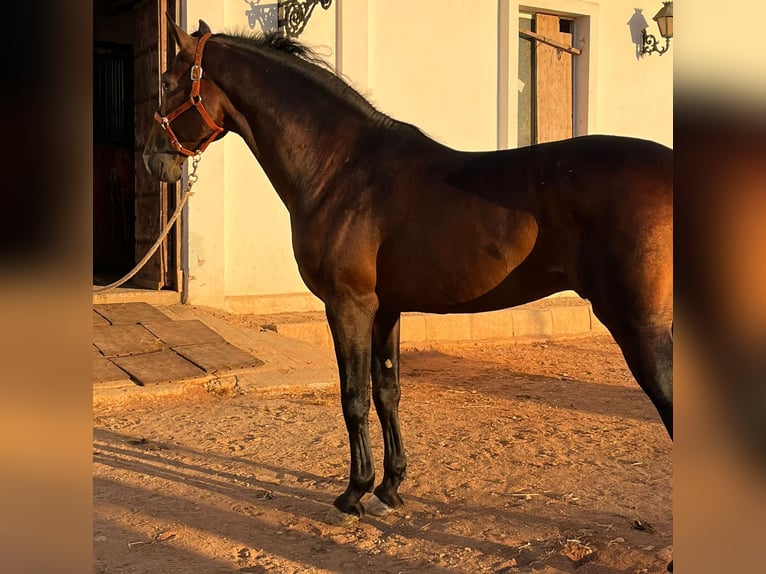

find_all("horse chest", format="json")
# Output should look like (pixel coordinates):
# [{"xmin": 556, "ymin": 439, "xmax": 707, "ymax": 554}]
[{"xmin": 291, "ymin": 215, "xmax": 381, "ymax": 298}]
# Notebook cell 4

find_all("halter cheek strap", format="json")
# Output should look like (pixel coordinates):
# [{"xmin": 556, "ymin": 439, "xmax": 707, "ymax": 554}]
[{"xmin": 154, "ymin": 32, "xmax": 225, "ymax": 157}]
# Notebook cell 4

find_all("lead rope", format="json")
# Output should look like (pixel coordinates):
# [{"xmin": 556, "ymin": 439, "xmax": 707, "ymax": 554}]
[{"xmin": 93, "ymin": 152, "xmax": 202, "ymax": 293}]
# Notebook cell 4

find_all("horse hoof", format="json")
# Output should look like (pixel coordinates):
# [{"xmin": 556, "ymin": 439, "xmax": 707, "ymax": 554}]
[
  {"xmin": 364, "ymin": 494, "xmax": 395, "ymax": 517},
  {"xmin": 325, "ymin": 505, "xmax": 359, "ymax": 527}
]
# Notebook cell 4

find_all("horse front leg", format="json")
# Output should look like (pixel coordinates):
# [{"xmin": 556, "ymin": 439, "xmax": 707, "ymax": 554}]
[
  {"xmin": 324, "ymin": 299, "xmax": 377, "ymax": 526},
  {"xmin": 366, "ymin": 311, "xmax": 407, "ymax": 516}
]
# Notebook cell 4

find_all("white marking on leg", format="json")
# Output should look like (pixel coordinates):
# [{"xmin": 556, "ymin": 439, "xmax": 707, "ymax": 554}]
[
  {"xmin": 384, "ymin": 359, "xmax": 393, "ymax": 369},
  {"xmin": 365, "ymin": 494, "xmax": 394, "ymax": 516}
]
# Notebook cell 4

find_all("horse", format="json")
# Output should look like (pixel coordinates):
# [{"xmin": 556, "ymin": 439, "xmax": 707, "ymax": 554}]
[{"xmin": 144, "ymin": 18, "xmax": 673, "ymax": 527}]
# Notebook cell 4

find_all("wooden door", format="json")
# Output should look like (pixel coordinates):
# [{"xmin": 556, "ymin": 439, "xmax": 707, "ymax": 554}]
[
  {"xmin": 534, "ymin": 13, "xmax": 573, "ymax": 143},
  {"xmin": 132, "ymin": 0, "xmax": 178, "ymax": 289}
]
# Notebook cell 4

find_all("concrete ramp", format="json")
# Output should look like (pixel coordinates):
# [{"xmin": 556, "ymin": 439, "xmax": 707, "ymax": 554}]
[{"xmin": 92, "ymin": 303, "xmax": 338, "ymax": 402}]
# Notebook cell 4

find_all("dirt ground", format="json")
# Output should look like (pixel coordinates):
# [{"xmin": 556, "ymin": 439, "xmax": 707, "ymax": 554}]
[{"xmin": 93, "ymin": 332, "xmax": 672, "ymax": 574}]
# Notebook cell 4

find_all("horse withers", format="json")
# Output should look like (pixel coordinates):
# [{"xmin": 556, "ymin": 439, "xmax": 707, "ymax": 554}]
[{"xmin": 143, "ymin": 18, "xmax": 673, "ymax": 529}]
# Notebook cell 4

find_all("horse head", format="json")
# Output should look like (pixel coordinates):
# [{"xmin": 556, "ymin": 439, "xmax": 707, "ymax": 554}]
[{"xmin": 143, "ymin": 18, "xmax": 228, "ymax": 182}]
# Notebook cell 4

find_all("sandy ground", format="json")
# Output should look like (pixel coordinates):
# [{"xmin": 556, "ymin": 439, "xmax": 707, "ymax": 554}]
[{"xmin": 93, "ymin": 333, "xmax": 672, "ymax": 574}]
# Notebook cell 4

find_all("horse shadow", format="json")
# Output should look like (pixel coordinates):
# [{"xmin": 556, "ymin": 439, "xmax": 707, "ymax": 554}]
[
  {"xmin": 95, "ymin": 428, "xmax": 465, "ymax": 571},
  {"xmin": 94, "ymin": 427, "xmax": 659, "ymax": 573},
  {"xmin": 399, "ymin": 345, "xmax": 663, "ymax": 425}
]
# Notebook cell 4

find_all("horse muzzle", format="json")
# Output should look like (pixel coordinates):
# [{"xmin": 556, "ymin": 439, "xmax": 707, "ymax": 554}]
[{"xmin": 143, "ymin": 150, "xmax": 185, "ymax": 183}]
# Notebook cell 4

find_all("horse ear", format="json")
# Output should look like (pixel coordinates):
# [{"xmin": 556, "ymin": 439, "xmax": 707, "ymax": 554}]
[
  {"xmin": 198, "ymin": 19, "xmax": 212, "ymax": 35},
  {"xmin": 166, "ymin": 13, "xmax": 197, "ymax": 57}
]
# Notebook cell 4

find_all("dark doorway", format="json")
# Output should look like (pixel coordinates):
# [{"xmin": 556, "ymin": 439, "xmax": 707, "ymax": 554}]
[
  {"xmin": 94, "ymin": 41, "xmax": 136, "ymax": 276},
  {"xmin": 94, "ymin": 0, "xmax": 179, "ymax": 292}
]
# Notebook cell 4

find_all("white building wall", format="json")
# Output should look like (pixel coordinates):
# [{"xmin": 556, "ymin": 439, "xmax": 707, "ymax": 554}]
[
  {"xmin": 367, "ymin": 0, "xmax": 500, "ymax": 151},
  {"xmin": 593, "ymin": 1, "xmax": 672, "ymax": 146},
  {"xmin": 181, "ymin": 0, "xmax": 672, "ymax": 312}
]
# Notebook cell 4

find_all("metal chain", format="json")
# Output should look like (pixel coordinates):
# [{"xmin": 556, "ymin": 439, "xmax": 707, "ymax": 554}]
[
  {"xmin": 93, "ymin": 152, "xmax": 202, "ymax": 293},
  {"xmin": 186, "ymin": 152, "xmax": 201, "ymax": 191}
]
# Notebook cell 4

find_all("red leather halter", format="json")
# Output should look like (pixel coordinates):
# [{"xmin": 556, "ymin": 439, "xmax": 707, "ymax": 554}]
[{"xmin": 154, "ymin": 32, "xmax": 225, "ymax": 157}]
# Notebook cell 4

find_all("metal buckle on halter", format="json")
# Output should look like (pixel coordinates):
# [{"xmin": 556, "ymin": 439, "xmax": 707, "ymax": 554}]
[
  {"xmin": 153, "ymin": 110, "xmax": 170, "ymax": 130},
  {"xmin": 190, "ymin": 65, "xmax": 203, "ymax": 81}
]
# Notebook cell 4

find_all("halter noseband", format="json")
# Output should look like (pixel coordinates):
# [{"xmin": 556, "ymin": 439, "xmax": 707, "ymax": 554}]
[{"xmin": 154, "ymin": 32, "xmax": 224, "ymax": 157}]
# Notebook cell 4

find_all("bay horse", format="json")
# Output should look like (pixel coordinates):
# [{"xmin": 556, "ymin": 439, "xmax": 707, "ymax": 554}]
[{"xmin": 144, "ymin": 19, "xmax": 673, "ymax": 526}]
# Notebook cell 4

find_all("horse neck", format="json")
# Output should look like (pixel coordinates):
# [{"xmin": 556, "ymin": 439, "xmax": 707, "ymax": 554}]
[{"xmin": 208, "ymin": 41, "xmax": 377, "ymax": 214}]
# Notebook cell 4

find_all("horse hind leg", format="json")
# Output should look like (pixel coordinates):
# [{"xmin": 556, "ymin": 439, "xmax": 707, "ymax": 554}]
[
  {"xmin": 366, "ymin": 311, "xmax": 407, "ymax": 516},
  {"xmin": 579, "ymin": 223, "xmax": 673, "ymax": 437},
  {"xmin": 589, "ymin": 300, "xmax": 673, "ymax": 438},
  {"xmin": 616, "ymin": 321, "xmax": 673, "ymax": 438}
]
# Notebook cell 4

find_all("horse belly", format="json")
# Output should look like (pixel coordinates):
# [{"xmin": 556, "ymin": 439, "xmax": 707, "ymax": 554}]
[{"xmin": 375, "ymin": 215, "xmax": 564, "ymax": 313}]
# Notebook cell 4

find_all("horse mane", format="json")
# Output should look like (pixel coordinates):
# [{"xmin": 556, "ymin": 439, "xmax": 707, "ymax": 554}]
[
  {"xmin": 213, "ymin": 30, "xmax": 333, "ymax": 70},
  {"xmin": 199, "ymin": 29, "xmax": 420, "ymax": 133}
]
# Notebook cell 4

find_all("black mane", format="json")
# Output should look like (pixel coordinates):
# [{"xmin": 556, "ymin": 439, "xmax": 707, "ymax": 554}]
[
  {"xmin": 198, "ymin": 29, "xmax": 416, "ymax": 131},
  {"xmin": 214, "ymin": 30, "xmax": 332, "ymax": 69}
]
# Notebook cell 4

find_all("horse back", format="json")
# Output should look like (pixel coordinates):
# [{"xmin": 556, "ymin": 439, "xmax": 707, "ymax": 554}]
[{"xmin": 294, "ymin": 133, "xmax": 672, "ymax": 312}]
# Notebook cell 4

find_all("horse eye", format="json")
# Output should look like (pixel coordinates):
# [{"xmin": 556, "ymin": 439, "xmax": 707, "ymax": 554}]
[{"xmin": 162, "ymin": 80, "xmax": 171, "ymax": 92}]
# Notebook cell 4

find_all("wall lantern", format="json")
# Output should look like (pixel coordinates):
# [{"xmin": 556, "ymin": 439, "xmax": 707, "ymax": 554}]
[{"xmin": 641, "ymin": 2, "xmax": 673, "ymax": 56}]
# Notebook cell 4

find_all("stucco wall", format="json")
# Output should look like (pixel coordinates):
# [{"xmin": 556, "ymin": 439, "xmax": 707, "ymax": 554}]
[
  {"xmin": 593, "ymin": 0, "xmax": 672, "ymax": 145},
  {"xmin": 181, "ymin": 0, "xmax": 672, "ymax": 312},
  {"xmin": 367, "ymin": 0, "xmax": 500, "ymax": 151}
]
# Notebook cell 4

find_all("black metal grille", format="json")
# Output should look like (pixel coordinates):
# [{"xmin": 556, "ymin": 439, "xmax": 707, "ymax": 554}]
[{"xmin": 94, "ymin": 42, "xmax": 134, "ymax": 146}]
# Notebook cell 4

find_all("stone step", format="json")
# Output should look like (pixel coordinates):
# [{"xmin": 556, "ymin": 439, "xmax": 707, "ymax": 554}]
[{"xmin": 244, "ymin": 298, "xmax": 609, "ymax": 348}]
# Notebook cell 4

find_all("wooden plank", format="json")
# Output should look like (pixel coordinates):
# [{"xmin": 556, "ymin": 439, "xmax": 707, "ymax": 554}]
[
  {"xmin": 519, "ymin": 29, "xmax": 581, "ymax": 55},
  {"xmin": 164, "ymin": 1, "xmax": 179, "ymax": 291},
  {"xmin": 93, "ymin": 302, "xmax": 171, "ymax": 325},
  {"xmin": 173, "ymin": 179, "xmax": 182, "ymax": 292},
  {"xmin": 93, "ymin": 324, "xmax": 165, "ymax": 357},
  {"xmin": 141, "ymin": 319, "xmax": 226, "ymax": 347},
  {"xmin": 111, "ymin": 349, "xmax": 206, "ymax": 385},
  {"xmin": 173, "ymin": 342, "xmax": 264, "ymax": 373},
  {"xmin": 132, "ymin": 0, "xmax": 166, "ymax": 289},
  {"xmin": 535, "ymin": 13, "xmax": 573, "ymax": 143},
  {"xmin": 518, "ymin": 15, "xmax": 535, "ymax": 147}
]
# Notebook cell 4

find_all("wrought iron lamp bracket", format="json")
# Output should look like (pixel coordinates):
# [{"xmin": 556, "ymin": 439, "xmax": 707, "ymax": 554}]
[
  {"xmin": 245, "ymin": 0, "xmax": 333, "ymax": 37},
  {"xmin": 641, "ymin": 29, "xmax": 670, "ymax": 56}
]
